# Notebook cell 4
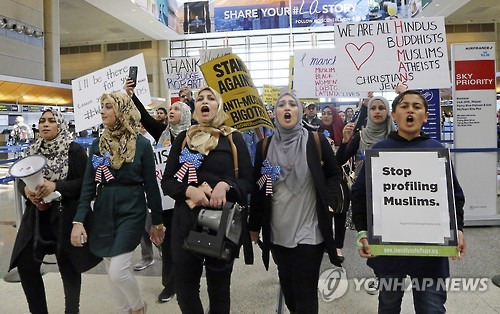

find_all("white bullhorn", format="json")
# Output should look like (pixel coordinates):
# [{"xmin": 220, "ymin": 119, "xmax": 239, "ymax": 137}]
[{"xmin": 9, "ymin": 155, "xmax": 61, "ymax": 203}]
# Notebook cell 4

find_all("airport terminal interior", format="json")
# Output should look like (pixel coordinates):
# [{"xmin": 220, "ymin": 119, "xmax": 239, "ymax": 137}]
[{"xmin": 0, "ymin": 0, "xmax": 500, "ymax": 313}]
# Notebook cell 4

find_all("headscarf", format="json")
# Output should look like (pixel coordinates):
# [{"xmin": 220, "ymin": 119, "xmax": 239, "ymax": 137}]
[
  {"xmin": 99, "ymin": 92, "xmax": 141, "ymax": 169},
  {"xmin": 186, "ymin": 86, "xmax": 237, "ymax": 155},
  {"xmin": 359, "ymin": 96, "xmax": 396, "ymax": 152},
  {"xmin": 318, "ymin": 106, "xmax": 344, "ymax": 146},
  {"xmin": 267, "ymin": 91, "xmax": 309, "ymax": 196},
  {"xmin": 157, "ymin": 101, "xmax": 192, "ymax": 147},
  {"xmin": 28, "ymin": 109, "xmax": 73, "ymax": 181}
]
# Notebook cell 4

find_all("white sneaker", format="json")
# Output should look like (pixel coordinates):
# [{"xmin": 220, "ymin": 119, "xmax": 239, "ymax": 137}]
[
  {"xmin": 133, "ymin": 259, "xmax": 154, "ymax": 271},
  {"xmin": 366, "ymin": 277, "xmax": 379, "ymax": 295}
]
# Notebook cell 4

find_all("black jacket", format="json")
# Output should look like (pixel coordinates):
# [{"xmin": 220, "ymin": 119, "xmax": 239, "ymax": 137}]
[
  {"xmin": 132, "ymin": 94, "xmax": 167, "ymax": 143},
  {"xmin": 9, "ymin": 142, "xmax": 101, "ymax": 273},
  {"xmin": 161, "ymin": 131, "xmax": 253, "ymax": 264},
  {"xmin": 249, "ymin": 132, "xmax": 344, "ymax": 270}
]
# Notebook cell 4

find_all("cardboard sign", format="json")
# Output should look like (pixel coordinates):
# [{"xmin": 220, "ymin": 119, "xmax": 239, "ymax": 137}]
[
  {"xmin": 334, "ymin": 17, "xmax": 450, "ymax": 92},
  {"xmin": 365, "ymin": 149, "xmax": 459, "ymax": 257},
  {"xmin": 72, "ymin": 54, "xmax": 151, "ymax": 132},
  {"xmin": 199, "ymin": 47, "xmax": 233, "ymax": 65},
  {"xmin": 294, "ymin": 48, "xmax": 368, "ymax": 98},
  {"xmin": 154, "ymin": 146, "xmax": 175, "ymax": 210},
  {"xmin": 161, "ymin": 57, "xmax": 204, "ymax": 93},
  {"xmin": 201, "ymin": 53, "xmax": 274, "ymax": 131},
  {"xmin": 262, "ymin": 85, "xmax": 281, "ymax": 105}
]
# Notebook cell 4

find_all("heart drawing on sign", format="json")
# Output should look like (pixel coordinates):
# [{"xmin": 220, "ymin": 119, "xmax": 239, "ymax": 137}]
[{"xmin": 345, "ymin": 42, "xmax": 375, "ymax": 71}]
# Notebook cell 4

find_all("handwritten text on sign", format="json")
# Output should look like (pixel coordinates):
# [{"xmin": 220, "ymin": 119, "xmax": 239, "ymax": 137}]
[
  {"xmin": 72, "ymin": 54, "xmax": 151, "ymax": 132},
  {"xmin": 293, "ymin": 48, "xmax": 367, "ymax": 98},
  {"xmin": 334, "ymin": 17, "xmax": 450, "ymax": 92},
  {"xmin": 161, "ymin": 57, "xmax": 204, "ymax": 93}
]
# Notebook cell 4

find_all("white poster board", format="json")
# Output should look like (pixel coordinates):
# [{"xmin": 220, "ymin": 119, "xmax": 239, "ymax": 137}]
[
  {"xmin": 334, "ymin": 17, "xmax": 450, "ymax": 92},
  {"xmin": 293, "ymin": 49, "xmax": 367, "ymax": 98},
  {"xmin": 370, "ymin": 151, "xmax": 450, "ymax": 243},
  {"xmin": 72, "ymin": 54, "xmax": 151, "ymax": 132},
  {"xmin": 154, "ymin": 146, "xmax": 175, "ymax": 210},
  {"xmin": 199, "ymin": 47, "xmax": 232, "ymax": 65},
  {"xmin": 366, "ymin": 149, "xmax": 459, "ymax": 257},
  {"xmin": 451, "ymin": 42, "xmax": 498, "ymax": 223},
  {"xmin": 161, "ymin": 57, "xmax": 204, "ymax": 95}
]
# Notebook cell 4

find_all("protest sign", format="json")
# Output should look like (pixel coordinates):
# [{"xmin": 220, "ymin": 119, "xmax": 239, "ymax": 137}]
[
  {"xmin": 262, "ymin": 85, "xmax": 281, "ymax": 105},
  {"xmin": 201, "ymin": 53, "xmax": 274, "ymax": 131},
  {"xmin": 161, "ymin": 57, "xmax": 204, "ymax": 94},
  {"xmin": 334, "ymin": 17, "xmax": 450, "ymax": 92},
  {"xmin": 199, "ymin": 47, "xmax": 232, "ymax": 65},
  {"xmin": 154, "ymin": 146, "xmax": 175, "ymax": 210},
  {"xmin": 365, "ymin": 149, "xmax": 459, "ymax": 257},
  {"xmin": 72, "ymin": 54, "xmax": 151, "ymax": 132},
  {"xmin": 294, "ymin": 48, "xmax": 368, "ymax": 98}
]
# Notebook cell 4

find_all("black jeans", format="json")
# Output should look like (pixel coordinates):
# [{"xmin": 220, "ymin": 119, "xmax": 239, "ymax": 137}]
[
  {"xmin": 174, "ymin": 254, "xmax": 233, "ymax": 314},
  {"xmin": 378, "ymin": 275, "xmax": 447, "ymax": 314},
  {"xmin": 17, "ymin": 237, "xmax": 81, "ymax": 314},
  {"xmin": 161, "ymin": 209, "xmax": 175, "ymax": 295},
  {"xmin": 271, "ymin": 243, "xmax": 325, "ymax": 314}
]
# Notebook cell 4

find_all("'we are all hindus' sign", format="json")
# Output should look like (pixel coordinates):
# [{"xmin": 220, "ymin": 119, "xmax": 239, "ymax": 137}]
[{"xmin": 334, "ymin": 17, "xmax": 450, "ymax": 92}]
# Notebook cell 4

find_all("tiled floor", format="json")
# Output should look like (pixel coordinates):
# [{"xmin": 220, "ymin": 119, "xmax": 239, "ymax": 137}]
[{"xmin": 0, "ymin": 165, "xmax": 499, "ymax": 313}]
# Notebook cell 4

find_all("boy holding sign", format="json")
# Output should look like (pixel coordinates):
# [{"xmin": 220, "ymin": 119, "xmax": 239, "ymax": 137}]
[{"xmin": 351, "ymin": 90, "xmax": 466, "ymax": 313}]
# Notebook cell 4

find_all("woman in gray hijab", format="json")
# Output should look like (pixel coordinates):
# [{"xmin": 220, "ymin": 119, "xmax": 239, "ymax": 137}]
[
  {"xmin": 335, "ymin": 95, "xmax": 395, "ymax": 295},
  {"xmin": 249, "ymin": 91, "xmax": 343, "ymax": 314},
  {"xmin": 336, "ymin": 95, "xmax": 396, "ymax": 166}
]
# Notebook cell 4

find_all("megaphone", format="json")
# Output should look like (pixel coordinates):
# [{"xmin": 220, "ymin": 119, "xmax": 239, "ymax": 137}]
[
  {"xmin": 184, "ymin": 202, "xmax": 244, "ymax": 261},
  {"xmin": 9, "ymin": 155, "xmax": 61, "ymax": 203}
]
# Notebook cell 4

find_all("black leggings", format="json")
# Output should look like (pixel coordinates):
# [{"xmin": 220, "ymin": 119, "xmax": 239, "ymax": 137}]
[
  {"xmin": 271, "ymin": 243, "xmax": 325, "ymax": 314},
  {"xmin": 333, "ymin": 212, "xmax": 347, "ymax": 249},
  {"xmin": 17, "ymin": 241, "xmax": 81, "ymax": 314},
  {"xmin": 161, "ymin": 209, "xmax": 175, "ymax": 295},
  {"xmin": 174, "ymin": 255, "xmax": 233, "ymax": 314}
]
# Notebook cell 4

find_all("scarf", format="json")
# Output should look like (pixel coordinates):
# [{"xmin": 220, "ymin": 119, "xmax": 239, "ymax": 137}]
[
  {"xmin": 186, "ymin": 86, "xmax": 237, "ymax": 155},
  {"xmin": 99, "ymin": 92, "xmax": 141, "ymax": 169},
  {"xmin": 359, "ymin": 96, "xmax": 396, "ymax": 152},
  {"xmin": 157, "ymin": 101, "xmax": 192, "ymax": 147},
  {"xmin": 28, "ymin": 110, "xmax": 73, "ymax": 181},
  {"xmin": 267, "ymin": 91, "xmax": 309, "ymax": 196},
  {"xmin": 318, "ymin": 106, "xmax": 344, "ymax": 146}
]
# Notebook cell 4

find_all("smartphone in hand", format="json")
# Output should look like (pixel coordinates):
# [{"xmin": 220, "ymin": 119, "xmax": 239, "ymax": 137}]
[
  {"xmin": 128, "ymin": 66, "xmax": 138, "ymax": 87},
  {"xmin": 350, "ymin": 110, "xmax": 360, "ymax": 123}
]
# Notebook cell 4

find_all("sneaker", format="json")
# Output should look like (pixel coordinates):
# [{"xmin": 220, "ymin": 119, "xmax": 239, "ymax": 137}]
[
  {"xmin": 366, "ymin": 277, "xmax": 379, "ymax": 295},
  {"xmin": 133, "ymin": 259, "xmax": 154, "ymax": 271},
  {"xmin": 158, "ymin": 289, "xmax": 175, "ymax": 303}
]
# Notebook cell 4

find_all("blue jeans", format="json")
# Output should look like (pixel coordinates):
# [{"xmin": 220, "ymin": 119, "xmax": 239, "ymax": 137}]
[{"xmin": 378, "ymin": 275, "xmax": 447, "ymax": 314}]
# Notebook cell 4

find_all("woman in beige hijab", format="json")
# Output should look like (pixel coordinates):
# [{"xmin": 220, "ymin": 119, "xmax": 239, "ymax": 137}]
[
  {"xmin": 71, "ymin": 92, "xmax": 164, "ymax": 314},
  {"xmin": 161, "ymin": 86, "xmax": 253, "ymax": 314}
]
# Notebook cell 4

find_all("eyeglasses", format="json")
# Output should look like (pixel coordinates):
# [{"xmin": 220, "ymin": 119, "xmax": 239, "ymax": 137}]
[{"xmin": 179, "ymin": 95, "xmax": 186, "ymax": 98}]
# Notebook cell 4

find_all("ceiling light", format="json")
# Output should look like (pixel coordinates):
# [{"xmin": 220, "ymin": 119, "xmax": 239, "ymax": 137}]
[
  {"xmin": 5, "ymin": 21, "xmax": 15, "ymax": 30},
  {"xmin": 25, "ymin": 27, "xmax": 34, "ymax": 36},
  {"xmin": 34, "ymin": 30, "xmax": 44, "ymax": 38},
  {"xmin": 15, "ymin": 24, "xmax": 25, "ymax": 33}
]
